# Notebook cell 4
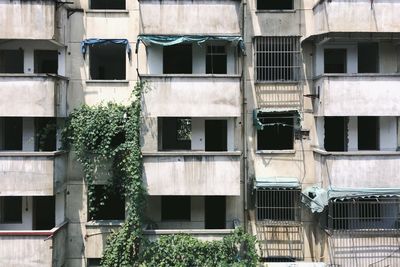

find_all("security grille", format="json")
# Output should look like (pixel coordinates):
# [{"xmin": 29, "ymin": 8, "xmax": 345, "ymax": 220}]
[{"xmin": 254, "ymin": 36, "xmax": 300, "ymax": 82}]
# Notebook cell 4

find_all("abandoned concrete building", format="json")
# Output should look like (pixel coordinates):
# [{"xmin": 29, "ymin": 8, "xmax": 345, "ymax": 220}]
[{"xmin": 1, "ymin": 0, "xmax": 400, "ymax": 266}]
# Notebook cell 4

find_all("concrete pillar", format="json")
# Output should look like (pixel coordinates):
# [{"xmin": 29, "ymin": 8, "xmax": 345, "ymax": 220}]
[
  {"xmin": 348, "ymin": 116, "xmax": 358, "ymax": 151},
  {"xmin": 191, "ymin": 117, "xmax": 205, "ymax": 150},
  {"xmin": 380, "ymin": 117, "xmax": 397, "ymax": 151},
  {"xmin": 22, "ymin": 117, "xmax": 35, "ymax": 151}
]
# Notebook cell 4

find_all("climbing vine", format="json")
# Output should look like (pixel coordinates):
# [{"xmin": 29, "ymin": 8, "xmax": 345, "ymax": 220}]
[{"xmin": 62, "ymin": 81, "xmax": 258, "ymax": 267}]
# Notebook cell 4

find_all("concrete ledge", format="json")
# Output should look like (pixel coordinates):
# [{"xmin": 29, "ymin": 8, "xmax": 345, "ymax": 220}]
[
  {"xmin": 85, "ymin": 220, "xmax": 124, "ymax": 227},
  {"xmin": 0, "ymin": 151, "xmax": 66, "ymax": 157},
  {"xmin": 313, "ymin": 148, "xmax": 400, "ymax": 156},
  {"xmin": 85, "ymin": 80, "xmax": 130, "ymax": 84},
  {"xmin": 0, "ymin": 221, "xmax": 68, "ymax": 237},
  {"xmin": 143, "ymin": 229, "xmax": 234, "ymax": 235},
  {"xmin": 313, "ymin": 73, "xmax": 400, "ymax": 80},
  {"xmin": 141, "ymin": 74, "xmax": 241, "ymax": 79},
  {"xmin": 142, "ymin": 151, "xmax": 241, "ymax": 157},
  {"xmin": 256, "ymin": 150, "xmax": 296, "ymax": 155},
  {"xmin": 0, "ymin": 73, "xmax": 68, "ymax": 80},
  {"xmin": 86, "ymin": 10, "xmax": 129, "ymax": 14}
]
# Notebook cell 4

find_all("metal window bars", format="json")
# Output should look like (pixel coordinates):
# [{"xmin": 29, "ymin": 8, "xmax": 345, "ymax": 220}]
[{"xmin": 254, "ymin": 36, "xmax": 301, "ymax": 82}]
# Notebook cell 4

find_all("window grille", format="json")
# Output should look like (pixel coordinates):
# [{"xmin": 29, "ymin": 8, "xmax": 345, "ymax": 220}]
[
  {"xmin": 254, "ymin": 36, "xmax": 300, "ymax": 82},
  {"xmin": 256, "ymin": 188, "xmax": 301, "ymax": 223}
]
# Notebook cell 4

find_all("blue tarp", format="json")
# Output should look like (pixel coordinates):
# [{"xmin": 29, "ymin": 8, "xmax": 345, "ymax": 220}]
[
  {"xmin": 136, "ymin": 35, "xmax": 246, "ymax": 54},
  {"xmin": 254, "ymin": 177, "xmax": 300, "ymax": 189},
  {"xmin": 80, "ymin": 39, "xmax": 131, "ymax": 55}
]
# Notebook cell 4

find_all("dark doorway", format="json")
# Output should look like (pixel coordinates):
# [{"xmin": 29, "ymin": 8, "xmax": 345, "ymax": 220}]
[
  {"xmin": 163, "ymin": 44, "xmax": 192, "ymax": 74},
  {"xmin": 324, "ymin": 49, "xmax": 347, "ymax": 73},
  {"xmin": 0, "ymin": 50, "xmax": 24, "ymax": 73},
  {"xmin": 358, "ymin": 117, "xmax": 379, "ymax": 150},
  {"xmin": 33, "ymin": 196, "xmax": 55, "ymax": 230},
  {"xmin": 205, "ymin": 196, "xmax": 226, "ymax": 229},
  {"xmin": 205, "ymin": 120, "xmax": 227, "ymax": 151},
  {"xmin": 358, "ymin": 43, "xmax": 379, "ymax": 73},
  {"xmin": 324, "ymin": 117, "xmax": 348, "ymax": 152},
  {"xmin": 3, "ymin": 117, "xmax": 23, "ymax": 150},
  {"xmin": 34, "ymin": 50, "xmax": 58, "ymax": 74}
]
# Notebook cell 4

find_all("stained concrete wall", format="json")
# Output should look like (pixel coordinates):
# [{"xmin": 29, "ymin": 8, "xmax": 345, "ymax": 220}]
[{"xmin": 139, "ymin": 0, "xmax": 241, "ymax": 35}]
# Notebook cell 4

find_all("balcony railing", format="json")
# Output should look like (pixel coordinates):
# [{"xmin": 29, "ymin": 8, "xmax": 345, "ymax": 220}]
[
  {"xmin": 0, "ymin": 151, "xmax": 66, "ymax": 196},
  {"xmin": 0, "ymin": 221, "xmax": 68, "ymax": 267},
  {"xmin": 0, "ymin": 74, "xmax": 68, "ymax": 117},
  {"xmin": 142, "ymin": 151, "xmax": 241, "ymax": 195},
  {"xmin": 141, "ymin": 74, "xmax": 241, "ymax": 117},
  {"xmin": 313, "ymin": 74, "xmax": 400, "ymax": 116}
]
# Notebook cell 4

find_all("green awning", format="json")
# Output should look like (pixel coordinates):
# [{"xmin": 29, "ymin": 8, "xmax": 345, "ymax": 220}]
[
  {"xmin": 254, "ymin": 177, "xmax": 300, "ymax": 189},
  {"xmin": 253, "ymin": 108, "xmax": 301, "ymax": 131}
]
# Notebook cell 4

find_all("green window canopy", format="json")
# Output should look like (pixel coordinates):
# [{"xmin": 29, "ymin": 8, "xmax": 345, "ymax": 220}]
[
  {"xmin": 302, "ymin": 186, "xmax": 400, "ymax": 213},
  {"xmin": 136, "ymin": 35, "xmax": 245, "ymax": 54},
  {"xmin": 254, "ymin": 176, "xmax": 300, "ymax": 189},
  {"xmin": 253, "ymin": 108, "xmax": 301, "ymax": 131}
]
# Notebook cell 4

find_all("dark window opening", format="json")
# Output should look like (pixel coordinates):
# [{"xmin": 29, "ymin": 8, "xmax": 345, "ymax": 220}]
[
  {"xmin": 256, "ymin": 189, "xmax": 300, "ymax": 221},
  {"xmin": 324, "ymin": 117, "xmax": 348, "ymax": 152},
  {"xmin": 163, "ymin": 44, "xmax": 192, "ymax": 74},
  {"xmin": 205, "ymin": 120, "xmax": 227, "ymax": 151},
  {"xmin": 33, "ymin": 196, "xmax": 55, "ymax": 230},
  {"xmin": 0, "ymin": 50, "xmax": 24, "ymax": 73},
  {"xmin": 255, "ymin": 37, "xmax": 300, "ymax": 82},
  {"xmin": 161, "ymin": 196, "xmax": 191, "ymax": 221},
  {"xmin": 90, "ymin": 44, "xmax": 126, "ymax": 80},
  {"xmin": 206, "ymin": 45, "xmax": 227, "ymax": 74},
  {"xmin": 257, "ymin": 0, "xmax": 293, "ymax": 10},
  {"xmin": 90, "ymin": 0, "xmax": 125, "ymax": 9},
  {"xmin": 205, "ymin": 196, "xmax": 226, "ymax": 229},
  {"xmin": 257, "ymin": 112, "xmax": 295, "ymax": 150},
  {"xmin": 324, "ymin": 49, "xmax": 347, "ymax": 73},
  {"xmin": 358, "ymin": 117, "xmax": 379, "ymax": 150},
  {"xmin": 1, "ymin": 117, "xmax": 23, "ymax": 151},
  {"xmin": 35, "ymin": 118, "xmax": 57, "ymax": 151},
  {"xmin": 262, "ymin": 257, "xmax": 296, "ymax": 263},
  {"xmin": 358, "ymin": 43, "xmax": 379, "ymax": 73},
  {"xmin": 0, "ymin": 196, "xmax": 22, "ymax": 223},
  {"xmin": 87, "ymin": 258, "xmax": 102, "ymax": 267},
  {"xmin": 34, "ymin": 50, "xmax": 58, "ymax": 74},
  {"xmin": 89, "ymin": 185, "xmax": 125, "ymax": 220},
  {"xmin": 158, "ymin": 117, "xmax": 191, "ymax": 151}
]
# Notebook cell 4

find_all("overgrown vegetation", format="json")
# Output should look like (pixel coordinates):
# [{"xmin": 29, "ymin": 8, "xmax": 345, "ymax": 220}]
[{"xmin": 62, "ymin": 81, "xmax": 258, "ymax": 266}]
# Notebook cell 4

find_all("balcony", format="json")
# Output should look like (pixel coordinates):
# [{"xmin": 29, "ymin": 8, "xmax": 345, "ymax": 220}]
[
  {"xmin": 141, "ymin": 75, "xmax": 241, "ymax": 117},
  {"xmin": 0, "ymin": 0, "xmax": 64, "ymax": 43},
  {"xmin": 0, "ymin": 151, "xmax": 66, "ymax": 196},
  {"xmin": 0, "ymin": 74, "xmax": 68, "ymax": 117},
  {"xmin": 313, "ymin": 74, "xmax": 400, "ymax": 116},
  {"xmin": 142, "ymin": 151, "xmax": 241, "ymax": 195},
  {"xmin": 0, "ymin": 221, "xmax": 67, "ymax": 267},
  {"xmin": 313, "ymin": 0, "xmax": 400, "ymax": 34},
  {"xmin": 314, "ymin": 149, "xmax": 400, "ymax": 189},
  {"xmin": 139, "ymin": 0, "xmax": 240, "ymax": 35}
]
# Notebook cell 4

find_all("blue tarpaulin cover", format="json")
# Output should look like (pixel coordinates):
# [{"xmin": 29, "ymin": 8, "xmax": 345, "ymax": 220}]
[
  {"xmin": 254, "ymin": 177, "xmax": 300, "ymax": 189},
  {"xmin": 136, "ymin": 35, "xmax": 245, "ymax": 54},
  {"xmin": 80, "ymin": 39, "xmax": 131, "ymax": 55}
]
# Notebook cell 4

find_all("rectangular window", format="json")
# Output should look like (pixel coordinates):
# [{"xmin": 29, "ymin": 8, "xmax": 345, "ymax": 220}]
[
  {"xmin": 358, "ymin": 116, "xmax": 379, "ymax": 150},
  {"xmin": 89, "ymin": 185, "xmax": 125, "ymax": 221},
  {"xmin": 1, "ymin": 117, "xmax": 23, "ymax": 151},
  {"xmin": 0, "ymin": 50, "xmax": 24, "ymax": 73},
  {"xmin": 33, "ymin": 196, "xmax": 55, "ymax": 230},
  {"xmin": 257, "ymin": 0, "xmax": 293, "ymax": 10},
  {"xmin": 163, "ymin": 44, "xmax": 192, "ymax": 74},
  {"xmin": 87, "ymin": 258, "xmax": 102, "ymax": 267},
  {"xmin": 90, "ymin": 43, "xmax": 126, "ymax": 80},
  {"xmin": 34, "ymin": 50, "xmax": 58, "ymax": 74},
  {"xmin": 324, "ymin": 117, "xmax": 348, "ymax": 152},
  {"xmin": 35, "ymin": 118, "xmax": 57, "ymax": 151},
  {"xmin": 358, "ymin": 43, "xmax": 379, "ymax": 73},
  {"xmin": 158, "ymin": 117, "xmax": 191, "ymax": 151},
  {"xmin": 206, "ymin": 45, "xmax": 227, "ymax": 74},
  {"xmin": 161, "ymin": 196, "xmax": 191, "ymax": 221},
  {"xmin": 205, "ymin": 120, "xmax": 227, "ymax": 151},
  {"xmin": 257, "ymin": 112, "xmax": 295, "ymax": 150},
  {"xmin": 324, "ymin": 49, "xmax": 347, "ymax": 73},
  {"xmin": 0, "ymin": 196, "xmax": 22, "ymax": 223},
  {"xmin": 255, "ymin": 36, "xmax": 300, "ymax": 82},
  {"xmin": 90, "ymin": 0, "xmax": 125, "ymax": 9}
]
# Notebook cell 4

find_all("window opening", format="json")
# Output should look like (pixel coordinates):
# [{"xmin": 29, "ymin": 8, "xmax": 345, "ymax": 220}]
[
  {"xmin": 205, "ymin": 120, "xmax": 227, "ymax": 151},
  {"xmin": 0, "ymin": 50, "xmax": 23, "ymax": 73},
  {"xmin": 358, "ymin": 116, "xmax": 379, "ymax": 150},
  {"xmin": 358, "ymin": 43, "xmax": 379, "ymax": 73},
  {"xmin": 257, "ymin": 0, "xmax": 293, "ymax": 10},
  {"xmin": 161, "ymin": 196, "xmax": 191, "ymax": 221},
  {"xmin": 35, "ymin": 118, "xmax": 57, "ymax": 151},
  {"xmin": 158, "ymin": 117, "xmax": 191, "ymax": 151},
  {"xmin": 255, "ymin": 36, "xmax": 300, "ymax": 82},
  {"xmin": 33, "ymin": 196, "xmax": 55, "ymax": 230},
  {"xmin": 206, "ymin": 45, "xmax": 227, "ymax": 74},
  {"xmin": 324, "ymin": 117, "xmax": 348, "ymax": 152},
  {"xmin": 0, "ymin": 196, "xmax": 22, "ymax": 223},
  {"xmin": 163, "ymin": 44, "xmax": 192, "ymax": 74},
  {"xmin": 257, "ymin": 112, "xmax": 295, "ymax": 150},
  {"xmin": 88, "ymin": 258, "xmax": 102, "ymax": 267},
  {"xmin": 34, "ymin": 50, "xmax": 58, "ymax": 74},
  {"xmin": 89, "ymin": 185, "xmax": 125, "ymax": 220},
  {"xmin": 324, "ymin": 49, "xmax": 347, "ymax": 73},
  {"xmin": 1, "ymin": 117, "xmax": 23, "ymax": 151},
  {"xmin": 90, "ymin": 43, "xmax": 126, "ymax": 80},
  {"xmin": 205, "ymin": 196, "xmax": 226, "ymax": 229},
  {"xmin": 90, "ymin": 0, "xmax": 125, "ymax": 9}
]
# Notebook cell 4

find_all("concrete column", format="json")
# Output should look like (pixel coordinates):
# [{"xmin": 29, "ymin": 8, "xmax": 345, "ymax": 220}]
[
  {"xmin": 22, "ymin": 117, "xmax": 35, "ymax": 151},
  {"xmin": 24, "ymin": 47, "xmax": 34, "ymax": 74},
  {"xmin": 380, "ymin": 117, "xmax": 397, "ymax": 151},
  {"xmin": 348, "ymin": 116, "xmax": 358, "ymax": 151},
  {"xmin": 55, "ymin": 191, "xmax": 65, "ymax": 225},
  {"xmin": 227, "ymin": 118, "xmax": 235, "ymax": 151},
  {"xmin": 192, "ymin": 44, "xmax": 205, "ymax": 74},
  {"xmin": 191, "ymin": 117, "xmax": 205, "ymax": 150}
]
